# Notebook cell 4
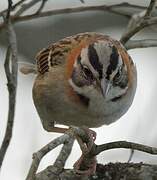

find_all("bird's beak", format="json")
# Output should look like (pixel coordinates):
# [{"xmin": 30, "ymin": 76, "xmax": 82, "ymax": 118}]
[
  {"xmin": 99, "ymin": 79, "xmax": 111, "ymax": 98},
  {"xmin": 104, "ymin": 82, "xmax": 111, "ymax": 97}
]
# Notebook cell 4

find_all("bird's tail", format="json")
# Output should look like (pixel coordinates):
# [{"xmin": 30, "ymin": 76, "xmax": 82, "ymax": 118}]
[{"xmin": 19, "ymin": 62, "xmax": 37, "ymax": 75}]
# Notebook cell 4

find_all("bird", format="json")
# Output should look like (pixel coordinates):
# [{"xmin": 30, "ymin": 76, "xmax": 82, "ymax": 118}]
[{"xmin": 24, "ymin": 32, "xmax": 137, "ymax": 175}]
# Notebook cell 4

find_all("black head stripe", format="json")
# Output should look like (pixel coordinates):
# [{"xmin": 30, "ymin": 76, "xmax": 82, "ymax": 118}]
[
  {"xmin": 106, "ymin": 46, "xmax": 119, "ymax": 80},
  {"xmin": 110, "ymin": 46, "xmax": 119, "ymax": 70},
  {"xmin": 88, "ymin": 44, "xmax": 103, "ymax": 79}
]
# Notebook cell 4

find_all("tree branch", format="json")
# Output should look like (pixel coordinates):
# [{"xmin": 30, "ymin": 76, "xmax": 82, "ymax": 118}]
[
  {"xmin": 35, "ymin": 137, "xmax": 74, "ymax": 180},
  {"xmin": 120, "ymin": 0, "xmax": 157, "ymax": 45},
  {"xmin": 144, "ymin": 0, "xmax": 157, "ymax": 17},
  {"xmin": 27, "ymin": 131, "xmax": 157, "ymax": 180},
  {"xmin": 35, "ymin": 0, "xmax": 48, "ymax": 14},
  {"xmin": 127, "ymin": 149, "xmax": 134, "ymax": 162},
  {"xmin": 125, "ymin": 39, "xmax": 157, "ymax": 49},
  {"xmin": 14, "ymin": 0, "xmax": 41, "ymax": 17},
  {"xmin": 53, "ymin": 137, "xmax": 74, "ymax": 170},
  {"xmin": 91, "ymin": 141, "xmax": 157, "ymax": 156},
  {"xmin": 34, "ymin": 163, "xmax": 157, "ymax": 180},
  {"xmin": 26, "ymin": 134, "xmax": 74, "ymax": 180},
  {"xmin": 79, "ymin": 0, "xmax": 85, "ymax": 3},
  {"xmin": 10, "ymin": 4, "xmax": 131, "ymax": 22},
  {"xmin": 0, "ymin": 0, "xmax": 27, "ymax": 17},
  {"xmin": 6, "ymin": 0, "xmax": 13, "ymax": 20},
  {"xmin": 1, "ymin": 2, "xmax": 156, "ymax": 32},
  {"xmin": 120, "ymin": 16, "xmax": 157, "ymax": 44},
  {"xmin": 0, "ymin": 0, "xmax": 18, "ymax": 170}
]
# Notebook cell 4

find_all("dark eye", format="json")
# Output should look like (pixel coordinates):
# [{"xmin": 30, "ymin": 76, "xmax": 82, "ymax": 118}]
[
  {"xmin": 113, "ymin": 69, "xmax": 122, "ymax": 83},
  {"xmin": 82, "ymin": 66, "xmax": 93, "ymax": 80},
  {"xmin": 83, "ymin": 66, "xmax": 91, "ymax": 76}
]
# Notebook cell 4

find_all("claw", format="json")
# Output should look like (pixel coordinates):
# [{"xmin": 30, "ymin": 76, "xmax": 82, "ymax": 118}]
[
  {"xmin": 81, "ymin": 127, "xmax": 97, "ymax": 153},
  {"xmin": 73, "ymin": 154, "xmax": 97, "ymax": 176},
  {"xmin": 72, "ymin": 127, "xmax": 97, "ymax": 176}
]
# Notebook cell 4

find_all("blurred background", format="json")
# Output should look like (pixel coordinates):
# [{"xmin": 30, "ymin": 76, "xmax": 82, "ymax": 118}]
[{"xmin": 0, "ymin": 0, "xmax": 157, "ymax": 179}]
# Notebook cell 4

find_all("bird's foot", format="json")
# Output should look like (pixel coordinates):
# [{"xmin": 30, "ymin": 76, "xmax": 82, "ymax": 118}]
[
  {"xmin": 73, "ymin": 153, "xmax": 97, "ymax": 176},
  {"xmin": 66, "ymin": 126, "xmax": 97, "ymax": 154},
  {"xmin": 81, "ymin": 127, "xmax": 96, "ymax": 152},
  {"xmin": 66, "ymin": 126, "xmax": 97, "ymax": 176}
]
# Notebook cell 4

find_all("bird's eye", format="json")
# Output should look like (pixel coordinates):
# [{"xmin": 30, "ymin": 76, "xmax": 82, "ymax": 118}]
[
  {"xmin": 82, "ymin": 66, "xmax": 93, "ymax": 80},
  {"xmin": 113, "ymin": 69, "xmax": 122, "ymax": 83},
  {"xmin": 83, "ymin": 66, "xmax": 90, "ymax": 75}
]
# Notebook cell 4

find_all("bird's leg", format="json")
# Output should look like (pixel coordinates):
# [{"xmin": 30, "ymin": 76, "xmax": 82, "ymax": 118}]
[
  {"xmin": 44, "ymin": 120, "xmax": 69, "ymax": 134},
  {"xmin": 48, "ymin": 125, "xmax": 97, "ymax": 176},
  {"xmin": 72, "ymin": 126, "xmax": 97, "ymax": 176},
  {"xmin": 73, "ymin": 155, "xmax": 97, "ymax": 176},
  {"xmin": 82, "ymin": 127, "xmax": 96, "ymax": 151},
  {"xmin": 74, "ymin": 126, "xmax": 97, "ymax": 154},
  {"xmin": 50, "ymin": 126, "xmax": 69, "ymax": 134},
  {"xmin": 65, "ymin": 126, "xmax": 96, "ymax": 153}
]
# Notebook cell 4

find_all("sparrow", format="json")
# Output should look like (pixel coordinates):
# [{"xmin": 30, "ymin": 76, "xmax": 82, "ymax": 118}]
[{"xmin": 23, "ymin": 32, "xmax": 137, "ymax": 175}]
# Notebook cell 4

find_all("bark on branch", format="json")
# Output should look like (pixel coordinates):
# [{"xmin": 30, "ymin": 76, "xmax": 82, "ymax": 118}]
[
  {"xmin": 125, "ymin": 39, "xmax": 157, "ymax": 49},
  {"xmin": 120, "ymin": 0, "xmax": 157, "ymax": 45},
  {"xmin": 0, "ymin": 0, "xmax": 18, "ymax": 170},
  {"xmin": 144, "ymin": 0, "xmax": 157, "ymax": 17},
  {"xmin": 120, "ymin": 16, "xmax": 157, "ymax": 45},
  {"xmin": 1, "ymin": 2, "xmax": 157, "ymax": 32},
  {"xmin": 26, "ymin": 134, "xmax": 74, "ymax": 180},
  {"xmin": 35, "ymin": 163, "xmax": 157, "ymax": 180},
  {"xmin": 26, "ymin": 131, "xmax": 157, "ymax": 180}
]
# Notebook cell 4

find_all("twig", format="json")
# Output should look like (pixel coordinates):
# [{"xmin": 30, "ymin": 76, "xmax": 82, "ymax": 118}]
[
  {"xmin": 125, "ymin": 39, "xmax": 157, "ymax": 49},
  {"xmin": 127, "ymin": 149, "xmax": 134, "ymax": 163},
  {"xmin": 75, "ymin": 140, "xmax": 157, "ymax": 175},
  {"xmin": 35, "ymin": 0, "xmax": 48, "ymax": 14},
  {"xmin": 144, "ymin": 0, "xmax": 157, "ymax": 17},
  {"xmin": 91, "ymin": 141, "xmax": 157, "ymax": 156},
  {"xmin": 35, "ymin": 137, "xmax": 74, "ymax": 180},
  {"xmin": 14, "ymin": 0, "xmax": 41, "ymax": 16},
  {"xmin": 0, "ymin": 0, "xmax": 27, "ymax": 17},
  {"xmin": 26, "ymin": 134, "xmax": 73, "ymax": 180},
  {"xmin": 120, "ymin": 16, "xmax": 157, "ymax": 44},
  {"xmin": 53, "ymin": 137, "xmax": 74, "ymax": 171},
  {"xmin": 19, "ymin": 62, "xmax": 37, "ymax": 74},
  {"xmin": 26, "ymin": 127, "xmax": 89, "ymax": 179},
  {"xmin": 6, "ymin": 0, "xmax": 13, "ymax": 21},
  {"xmin": 120, "ymin": 0, "xmax": 157, "ymax": 45},
  {"xmin": 10, "ymin": 3, "xmax": 132, "ymax": 22},
  {"xmin": 0, "ymin": 2, "xmax": 153, "ymax": 32},
  {"xmin": 0, "ymin": 0, "xmax": 18, "ymax": 170},
  {"xmin": 122, "ymin": 10, "xmax": 146, "ymax": 36},
  {"xmin": 0, "ymin": 1, "xmax": 147, "ymax": 17},
  {"xmin": 79, "ymin": 0, "xmax": 85, "ymax": 3},
  {"xmin": 27, "ymin": 126, "xmax": 157, "ymax": 179},
  {"xmin": 27, "ymin": 133, "xmax": 157, "ymax": 179},
  {"xmin": 13, "ymin": 3, "xmax": 145, "ymax": 21}
]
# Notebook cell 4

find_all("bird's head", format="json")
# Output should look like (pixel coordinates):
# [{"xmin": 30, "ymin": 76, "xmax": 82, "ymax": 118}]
[{"xmin": 67, "ymin": 40, "xmax": 129, "ymax": 104}]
